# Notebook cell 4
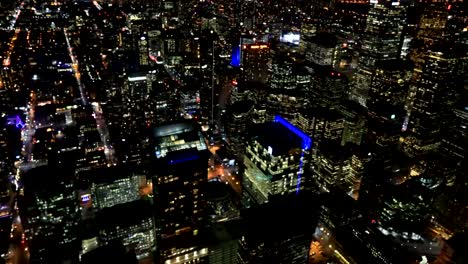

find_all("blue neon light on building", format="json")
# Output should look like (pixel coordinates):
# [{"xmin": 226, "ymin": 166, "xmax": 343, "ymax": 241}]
[
  {"xmin": 6, "ymin": 115, "xmax": 24, "ymax": 129},
  {"xmin": 168, "ymin": 155, "xmax": 200, "ymax": 165},
  {"xmin": 274, "ymin": 115, "xmax": 312, "ymax": 150},
  {"xmin": 230, "ymin": 45, "xmax": 241, "ymax": 67}
]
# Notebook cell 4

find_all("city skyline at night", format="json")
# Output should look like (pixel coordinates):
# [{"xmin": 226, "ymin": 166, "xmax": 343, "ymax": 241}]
[{"xmin": 0, "ymin": 0, "xmax": 467, "ymax": 264}]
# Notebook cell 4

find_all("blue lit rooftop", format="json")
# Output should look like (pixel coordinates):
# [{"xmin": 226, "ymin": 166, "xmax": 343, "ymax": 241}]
[{"xmin": 251, "ymin": 116, "xmax": 312, "ymax": 156}]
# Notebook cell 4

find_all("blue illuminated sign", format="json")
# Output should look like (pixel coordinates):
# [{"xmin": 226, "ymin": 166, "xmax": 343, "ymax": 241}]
[
  {"xmin": 230, "ymin": 45, "xmax": 241, "ymax": 67},
  {"xmin": 6, "ymin": 115, "xmax": 24, "ymax": 129},
  {"xmin": 81, "ymin": 194, "xmax": 91, "ymax": 202},
  {"xmin": 169, "ymin": 155, "xmax": 200, "ymax": 165},
  {"xmin": 274, "ymin": 115, "xmax": 312, "ymax": 150}
]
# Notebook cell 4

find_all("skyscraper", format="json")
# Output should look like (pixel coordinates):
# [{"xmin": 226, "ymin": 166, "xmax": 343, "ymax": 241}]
[
  {"xmin": 404, "ymin": 48, "xmax": 465, "ymax": 157},
  {"xmin": 96, "ymin": 200, "xmax": 156, "ymax": 261},
  {"xmin": 350, "ymin": 0, "xmax": 406, "ymax": 106},
  {"xmin": 242, "ymin": 115, "xmax": 312, "ymax": 207},
  {"xmin": 241, "ymin": 43, "xmax": 270, "ymax": 83},
  {"xmin": 151, "ymin": 121, "xmax": 210, "ymax": 262},
  {"xmin": 21, "ymin": 165, "xmax": 80, "ymax": 263}
]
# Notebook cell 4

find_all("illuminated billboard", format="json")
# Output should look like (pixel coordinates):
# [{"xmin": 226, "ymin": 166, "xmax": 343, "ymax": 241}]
[{"xmin": 280, "ymin": 32, "xmax": 300, "ymax": 45}]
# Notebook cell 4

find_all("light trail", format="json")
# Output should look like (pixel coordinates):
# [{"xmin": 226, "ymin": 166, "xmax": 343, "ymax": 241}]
[
  {"xmin": 63, "ymin": 28, "xmax": 88, "ymax": 105},
  {"xmin": 92, "ymin": 1, "xmax": 103, "ymax": 11}
]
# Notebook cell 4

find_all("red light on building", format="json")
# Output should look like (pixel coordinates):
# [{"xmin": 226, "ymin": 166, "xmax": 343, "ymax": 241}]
[
  {"xmin": 232, "ymin": 80, "xmax": 238, "ymax": 86},
  {"xmin": 448, "ymin": 4, "xmax": 451, "ymax": 10}
]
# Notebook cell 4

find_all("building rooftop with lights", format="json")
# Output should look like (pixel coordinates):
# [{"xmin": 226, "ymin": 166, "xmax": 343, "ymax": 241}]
[{"xmin": 242, "ymin": 115, "xmax": 312, "ymax": 207}]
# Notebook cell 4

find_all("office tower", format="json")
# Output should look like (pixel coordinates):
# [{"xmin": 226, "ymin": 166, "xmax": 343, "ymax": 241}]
[
  {"xmin": 310, "ymin": 67, "xmax": 348, "ymax": 106},
  {"xmin": 96, "ymin": 200, "xmax": 156, "ymax": 261},
  {"xmin": 339, "ymin": 101, "xmax": 368, "ymax": 146},
  {"xmin": 160, "ymin": 0, "xmax": 181, "ymax": 29},
  {"xmin": 417, "ymin": 1, "xmax": 450, "ymax": 44},
  {"xmin": 345, "ymin": 149, "xmax": 371, "ymax": 200},
  {"xmin": 312, "ymin": 140, "xmax": 350, "ymax": 192},
  {"xmin": 367, "ymin": 60, "xmax": 412, "ymax": 119},
  {"xmin": 122, "ymin": 73, "xmax": 150, "ymax": 137},
  {"xmin": 120, "ymin": 72, "xmax": 162, "ymax": 163},
  {"xmin": 79, "ymin": 166, "xmax": 145, "ymax": 210},
  {"xmin": 151, "ymin": 121, "xmax": 209, "ymax": 261},
  {"xmin": 139, "ymin": 35, "xmax": 149, "ymax": 67},
  {"xmin": 304, "ymin": 32, "xmax": 339, "ymax": 66},
  {"xmin": 21, "ymin": 165, "xmax": 80, "ymax": 263},
  {"xmin": 441, "ymin": 105, "xmax": 467, "ymax": 184},
  {"xmin": 241, "ymin": 43, "xmax": 270, "ymax": 83},
  {"xmin": 225, "ymin": 99, "xmax": 254, "ymax": 159},
  {"xmin": 366, "ymin": 59, "xmax": 411, "ymax": 148},
  {"xmin": 434, "ymin": 104, "xmax": 468, "ymax": 234},
  {"xmin": 180, "ymin": 88, "xmax": 201, "ymax": 118},
  {"xmin": 242, "ymin": 115, "xmax": 312, "ymax": 207},
  {"xmin": 154, "ymin": 145, "xmax": 207, "ymax": 235},
  {"xmin": 350, "ymin": 0, "xmax": 406, "ymax": 106},
  {"xmin": 404, "ymin": 48, "xmax": 464, "ymax": 157},
  {"xmin": 294, "ymin": 107, "xmax": 345, "ymax": 147},
  {"xmin": 269, "ymin": 56, "xmax": 295, "ymax": 90}
]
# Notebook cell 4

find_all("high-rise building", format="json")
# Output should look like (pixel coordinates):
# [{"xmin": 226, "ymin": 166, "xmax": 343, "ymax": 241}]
[
  {"xmin": 367, "ymin": 59, "xmax": 412, "ymax": 119},
  {"xmin": 312, "ymin": 140, "xmax": 350, "ymax": 192},
  {"xmin": 96, "ymin": 200, "xmax": 156, "ymax": 261},
  {"xmin": 404, "ymin": 48, "xmax": 465, "ymax": 157},
  {"xmin": 225, "ymin": 99, "xmax": 255, "ymax": 159},
  {"xmin": 304, "ymin": 32, "xmax": 339, "ymax": 66},
  {"xmin": 350, "ymin": 0, "xmax": 406, "ymax": 106},
  {"xmin": 151, "ymin": 121, "xmax": 209, "ymax": 262},
  {"xmin": 80, "ymin": 166, "xmax": 145, "ymax": 210},
  {"xmin": 269, "ymin": 56, "xmax": 295, "ymax": 91},
  {"xmin": 310, "ymin": 67, "xmax": 348, "ymax": 106},
  {"xmin": 241, "ymin": 43, "xmax": 270, "ymax": 83},
  {"xmin": 242, "ymin": 115, "xmax": 312, "ymax": 207},
  {"xmin": 21, "ymin": 165, "xmax": 80, "ymax": 263}
]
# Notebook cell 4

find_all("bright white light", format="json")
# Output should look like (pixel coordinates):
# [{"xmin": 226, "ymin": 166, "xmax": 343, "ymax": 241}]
[{"xmin": 280, "ymin": 32, "xmax": 300, "ymax": 45}]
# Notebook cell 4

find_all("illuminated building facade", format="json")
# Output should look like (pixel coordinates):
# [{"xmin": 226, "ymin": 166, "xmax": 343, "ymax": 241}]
[
  {"xmin": 312, "ymin": 141, "xmax": 350, "ymax": 192},
  {"xmin": 226, "ymin": 99, "xmax": 255, "ymax": 158},
  {"xmin": 367, "ymin": 60, "xmax": 411, "ymax": 118},
  {"xmin": 404, "ymin": 49, "xmax": 462, "ymax": 156},
  {"xmin": 88, "ymin": 167, "xmax": 145, "ymax": 210},
  {"xmin": 269, "ymin": 57, "xmax": 295, "ymax": 90},
  {"xmin": 241, "ymin": 43, "xmax": 270, "ymax": 83},
  {"xmin": 97, "ymin": 200, "xmax": 156, "ymax": 260},
  {"xmin": 350, "ymin": 0, "xmax": 406, "ymax": 106},
  {"xmin": 294, "ymin": 107, "xmax": 345, "ymax": 147},
  {"xmin": 22, "ymin": 165, "xmax": 80, "ymax": 263},
  {"xmin": 151, "ymin": 121, "xmax": 209, "ymax": 262},
  {"xmin": 139, "ymin": 35, "xmax": 149, "ymax": 66},
  {"xmin": 242, "ymin": 116, "xmax": 311, "ymax": 207},
  {"xmin": 304, "ymin": 32, "xmax": 338, "ymax": 66}
]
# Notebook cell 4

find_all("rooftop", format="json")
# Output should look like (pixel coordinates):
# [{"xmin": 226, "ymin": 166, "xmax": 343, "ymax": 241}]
[{"xmin": 251, "ymin": 116, "xmax": 311, "ymax": 156}]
